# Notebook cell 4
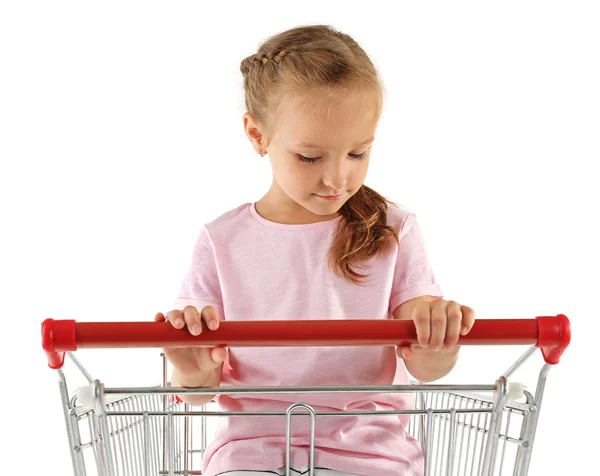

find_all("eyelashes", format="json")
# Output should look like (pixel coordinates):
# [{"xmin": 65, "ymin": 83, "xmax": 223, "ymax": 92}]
[{"xmin": 298, "ymin": 151, "xmax": 369, "ymax": 164}]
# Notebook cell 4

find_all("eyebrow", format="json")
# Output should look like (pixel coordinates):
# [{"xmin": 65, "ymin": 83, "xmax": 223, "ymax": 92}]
[{"xmin": 294, "ymin": 136, "xmax": 375, "ymax": 149}]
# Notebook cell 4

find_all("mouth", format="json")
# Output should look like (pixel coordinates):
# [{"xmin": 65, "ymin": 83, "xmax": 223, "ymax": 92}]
[{"xmin": 315, "ymin": 193, "xmax": 343, "ymax": 201}]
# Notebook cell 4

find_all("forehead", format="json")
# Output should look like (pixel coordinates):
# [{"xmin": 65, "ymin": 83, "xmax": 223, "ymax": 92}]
[{"xmin": 274, "ymin": 88, "xmax": 380, "ymax": 148}]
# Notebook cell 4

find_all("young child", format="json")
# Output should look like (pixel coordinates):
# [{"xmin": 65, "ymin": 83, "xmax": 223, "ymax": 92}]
[{"xmin": 154, "ymin": 24, "xmax": 475, "ymax": 476}]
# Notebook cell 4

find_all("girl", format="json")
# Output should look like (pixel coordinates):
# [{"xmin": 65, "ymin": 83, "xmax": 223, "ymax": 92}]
[{"xmin": 154, "ymin": 24, "xmax": 475, "ymax": 476}]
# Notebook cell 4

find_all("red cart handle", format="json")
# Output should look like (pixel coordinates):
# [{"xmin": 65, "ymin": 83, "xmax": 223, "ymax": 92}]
[{"xmin": 41, "ymin": 315, "xmax": 570, "ymax": 369}]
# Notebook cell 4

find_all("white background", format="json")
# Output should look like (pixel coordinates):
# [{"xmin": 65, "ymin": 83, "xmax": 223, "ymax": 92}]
[{"xmin": 1, "ymin": 1, "xmax": 598, "ymax": 474}]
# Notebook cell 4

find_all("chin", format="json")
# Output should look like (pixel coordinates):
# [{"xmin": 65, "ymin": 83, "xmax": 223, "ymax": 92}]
[{"xmin": 302, "ymin": 196, "xmax": 349, "ymax": 216}]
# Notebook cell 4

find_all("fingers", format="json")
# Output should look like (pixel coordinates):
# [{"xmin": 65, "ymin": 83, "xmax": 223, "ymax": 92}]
[
  {"xmin": 201, "ymin": 306, "xmax": 220, "ymax": 331},
  {"xmin": 396, "ymin": 346, "xmax": 413, "ymax": 360},
  {"xmin": 169, "ymin": 345, "xmax": 227, "ymax": 387},
  {"xmin": 410, "ymin": 299, "xmax": 475, "ymax": 356},
  {"xmin": 460, "ymin": 305, "xmax": 476, "ymax": 335},
  {"xmin": 159, "ymin": 306, "xmax": 226, "ymax": 384},
  {"xmin": 428, "ymin": 300, "xmax": 447, "ymax": 350},
  {"xmin": 163, "ymin": 306, "xmax": 221, "ymax": 335},
  {"xmin": 412, "ymin": 302, "xmax": 431, "ymax": 348},
  {"xmin": 444, "ymin": 301, "xmax": 462, "ymax": 349},
  {"xmin": 210, "ymin": 346, "xmax": 227, "ymax": 364},
  {"xmin": 410, "ymin": 299, "xmax": 476, "ymax": 352},
  {"xmin": 183, "ymin": 306, "xmax": 203, "ymax": 335},
  {"xmin": 165, "ymin": 309, "xmax": 186, "ymax": 329},
  {"xmin": 195, "ymin": 346, "xmax": 227, "ymax": 371}
]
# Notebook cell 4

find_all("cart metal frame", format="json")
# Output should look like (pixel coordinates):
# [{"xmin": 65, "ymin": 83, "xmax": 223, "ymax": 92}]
[{"xmin": 42, "ymin": 315, "xmax": 570, "ymax": 476}]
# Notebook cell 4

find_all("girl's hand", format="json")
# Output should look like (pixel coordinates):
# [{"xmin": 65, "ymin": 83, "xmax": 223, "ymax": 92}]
[
  {"xmin": 154, "ymin": 305, "xmax": 227, "ymax": 387},
  {"xmin": 396, "ymin": 299, "xmax": 475, "ymax": 360}
]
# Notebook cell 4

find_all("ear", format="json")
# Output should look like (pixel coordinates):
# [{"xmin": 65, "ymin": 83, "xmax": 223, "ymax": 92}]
[{"xmin": 243, "ymin": 112, "xmax": 267, "ymax": 156}]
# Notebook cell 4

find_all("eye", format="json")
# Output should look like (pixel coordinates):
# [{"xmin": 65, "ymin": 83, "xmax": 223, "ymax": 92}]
[
  {"xmin": 298, "ymin": 151, "xmax": 369, "ymax": 164},
  {"xmin": 349, "ymin": 151, "xmax": 369, "ymax": 160},
  {"xmin": 298, "ymin": 155, "xmax": 319, "ymax": 163}
]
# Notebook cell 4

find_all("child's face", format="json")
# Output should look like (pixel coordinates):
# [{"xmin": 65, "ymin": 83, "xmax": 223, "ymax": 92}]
[{"xmin": 262, "ymin": 88, "xmax": 379, "ymax": 218}]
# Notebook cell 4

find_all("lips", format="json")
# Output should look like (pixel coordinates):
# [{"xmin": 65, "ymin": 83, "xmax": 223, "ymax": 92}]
[{"xmin": 316, "ymin": 194, "xmax": 343, "ymax": 200}]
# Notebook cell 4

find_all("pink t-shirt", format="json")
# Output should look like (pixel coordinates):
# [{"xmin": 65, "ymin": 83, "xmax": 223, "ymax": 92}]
[{"xmin": 173, "ymin": 202, "xmax": 443, "ymax": 476}]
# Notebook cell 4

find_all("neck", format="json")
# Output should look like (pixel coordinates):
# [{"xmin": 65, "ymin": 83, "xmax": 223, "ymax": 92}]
[{"xmin": 255, "ymin": 180, "xmax": 340, "ymax": 225}]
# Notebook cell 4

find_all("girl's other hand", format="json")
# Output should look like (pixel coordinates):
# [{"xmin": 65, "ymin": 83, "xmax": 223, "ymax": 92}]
[
  {"xmin": 154, "ymin": 305, "xmax": 226, "ymax": 387},
  {"xmin": 396, "ymin": 299, "xmax": 475, "ymax": 360}
]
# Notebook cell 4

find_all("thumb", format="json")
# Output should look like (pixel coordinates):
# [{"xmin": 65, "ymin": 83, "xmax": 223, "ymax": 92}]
[
  {"xmin": 195, "ymin": 346, "xmax": 228, "ymax": 372},
  {"xmin": 211, "ymin": 346, "xmax": 228, "ymax": 364},
  {"xmin": 396, "ymin": 346, "xmax": 413, "ymax": 360}
]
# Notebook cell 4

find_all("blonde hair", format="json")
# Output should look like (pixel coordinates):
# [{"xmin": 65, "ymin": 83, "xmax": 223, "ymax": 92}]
[{"xmin": 240, "ymin": 25, "xmax": 398, "ymax": 284}]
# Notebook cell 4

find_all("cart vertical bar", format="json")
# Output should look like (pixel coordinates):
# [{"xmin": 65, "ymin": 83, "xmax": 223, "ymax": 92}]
[
  {"xmin": 202, "ymin": 403, "xmax": 208, "ymax": 461},
  {"xmin": 481, "ymin": 377, "xmax": 508, "ymax": 475},
  {"xmin": 57, "ymin": 370, "xmax": 85, "ymax": 476},
  {"xmin": 445, "ymin": 408, "xmax": 457, "ymax": 476},
  {"xmin": 285, "ymin": 403, "xmax": 316, "ymax": 476},
  {"xmin": 143, "ymin": 412, "xmax": 150, "ymax": 474},
  {"xmin": 184, "ymin": 402, "xmax": 190, "ymax": 472},
  {"xmin": 162, "ymin": 353, "xmax": 168, "ymax": 474},
  {"xmin": 515, "ymin": 364, "xmax": 552, "ymax": 476},
  {"xmin": 424, "ymin": 409, "xmax": 434, "ymax": 475},
  {"xmin": 168, "ymin": 411, "xmax": 175, "ymax": 476},
  {"xmin": 497, "ymin": 409, "xmax": 512, "ymax": 475},
  {"xmin": 92, "ymin": 380, "xmax": 116, "ymax": 476}
]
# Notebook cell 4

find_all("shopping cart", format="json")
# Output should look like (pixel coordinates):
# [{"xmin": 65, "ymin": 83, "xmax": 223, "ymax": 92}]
[{"xmin": 41, "ymin": 315, "xmax": 571, "ymax": 476}]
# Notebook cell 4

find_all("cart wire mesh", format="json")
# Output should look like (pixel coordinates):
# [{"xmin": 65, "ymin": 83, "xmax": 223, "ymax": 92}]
[{"xmin": 64, "ymin": 367, "xmax": 538, "ymax": 476}]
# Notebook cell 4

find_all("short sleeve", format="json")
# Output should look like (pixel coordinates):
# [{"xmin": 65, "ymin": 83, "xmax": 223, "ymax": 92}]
[
  {"xmin": 172, "ymin": 226, "xmax": 225, "ymax": 318},
  {"xmin": 389, "ymin": 213, "xmax": 443, "ymax": 314}
]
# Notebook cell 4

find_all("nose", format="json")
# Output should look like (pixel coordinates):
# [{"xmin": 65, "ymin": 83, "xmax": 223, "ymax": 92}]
[{"xmin": 322, "ymin": 157, "xmax": 348, "ymax": 191}]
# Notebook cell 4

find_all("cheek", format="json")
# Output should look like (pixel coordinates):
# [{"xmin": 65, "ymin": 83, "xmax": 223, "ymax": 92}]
[
  {"xmin": 273, "ymin": 158, "xmax": 316, "ymax": 190},
  {"xmin": 289, "ymin": 165, "xmax": 320, "ymax": 191},
  {"xmin": 350, "ymin": 159, "xmax": 370, "ymax": 184}
]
